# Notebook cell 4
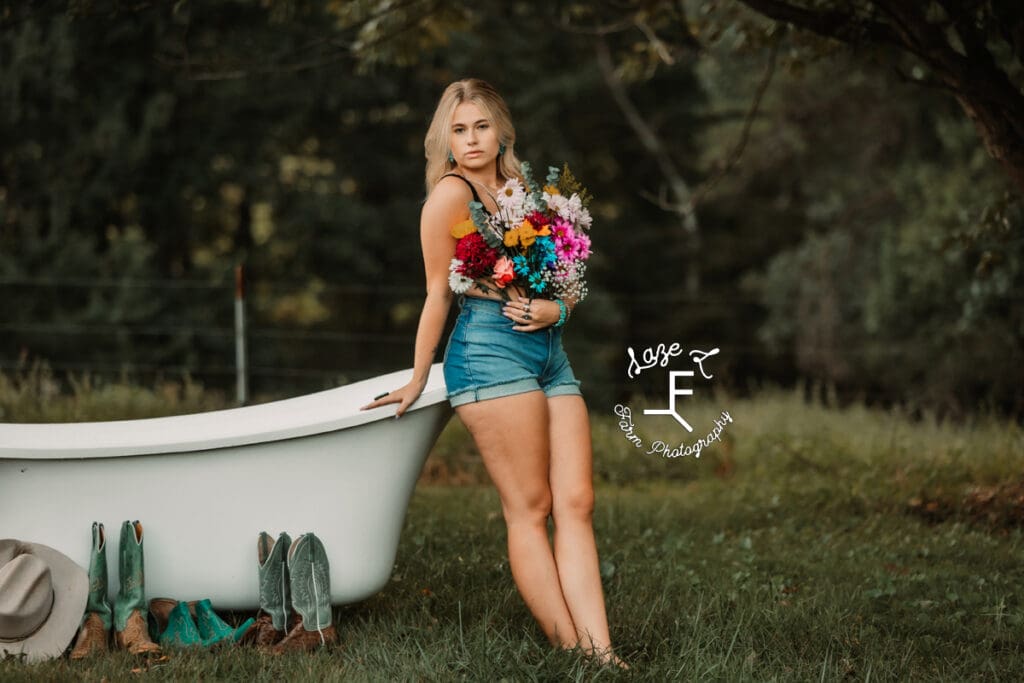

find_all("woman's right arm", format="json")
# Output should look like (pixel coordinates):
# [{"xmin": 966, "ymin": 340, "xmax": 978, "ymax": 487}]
[{"xmin": 360, "ymin": 179, "xmax": 467, "ymax": 416}]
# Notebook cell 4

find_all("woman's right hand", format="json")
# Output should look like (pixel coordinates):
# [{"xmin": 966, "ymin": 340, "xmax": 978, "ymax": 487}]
[{"xmin": 359, "ymin": 379, "xmax": 426, "ymax": 418}]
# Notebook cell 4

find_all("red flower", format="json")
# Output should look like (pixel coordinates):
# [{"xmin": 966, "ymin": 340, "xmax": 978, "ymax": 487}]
[
  {"xmin": 525, "ymin": 211, "xmax": 551, "ymax": 231},
  {"xmin": 455, "ymin": 233, "xmax": 499, "ymax": 279}
]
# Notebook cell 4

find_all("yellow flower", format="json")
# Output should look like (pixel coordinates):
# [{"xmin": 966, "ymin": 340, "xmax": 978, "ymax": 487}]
[
  {"xmin": 518, "ymin": 220, "xmax": 537, "ymax": 247},
  {"xmin": 543, "ymin": 185, "xmax": 560, "ymax": 195},
  {"xmin": 535, "ymin": 223, "xmax": 551, "ymax": 236},
  {"xmin": 450, "ymin": 219, "xmax": 477, "ymax": 239}
]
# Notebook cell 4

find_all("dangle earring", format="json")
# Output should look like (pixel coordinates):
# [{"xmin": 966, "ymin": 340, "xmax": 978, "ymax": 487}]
[
  {"xmin": 498, "ymin": 143, "xmax": 506, "ymax": 156},
  {"xmin": 447, "ymin": 150, "xmax": 455, "ymax": 164}
]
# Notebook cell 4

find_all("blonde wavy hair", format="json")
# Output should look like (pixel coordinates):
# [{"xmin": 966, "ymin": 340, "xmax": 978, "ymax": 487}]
[{"xmin": 423, "ymin": 78, "xmax": 522, "ymax": 194}]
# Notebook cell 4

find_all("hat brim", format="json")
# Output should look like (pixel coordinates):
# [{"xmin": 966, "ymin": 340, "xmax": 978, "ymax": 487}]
[{"xmin": 0, "ymin": 540, "xmax": 88, "ymax": 663}]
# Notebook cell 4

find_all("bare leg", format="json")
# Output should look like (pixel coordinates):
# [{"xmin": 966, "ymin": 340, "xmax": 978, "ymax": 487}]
[
  {"xmin": 547, "ymin": 395, "xmax": 626, "ymax": 667},
  {"xmin": 456, "ymin": 390, "xmax": 579, "ymax": 648}
]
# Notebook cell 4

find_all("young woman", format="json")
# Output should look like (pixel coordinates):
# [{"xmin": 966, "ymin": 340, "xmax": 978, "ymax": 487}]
[{"xmin": 362, "ymin": 78, "xmax": 627, "ymax": 669}]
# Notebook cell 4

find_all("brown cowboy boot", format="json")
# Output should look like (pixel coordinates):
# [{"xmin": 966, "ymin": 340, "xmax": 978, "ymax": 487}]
[
  {"xmin": 70, "ymin": 522, "xmax": 112, "ymax": 660},
  {"xmin": 69, "ymin": 613, "xmax": 108, "ymax": 660},
  {"xmin": 113, "ymin": 521, "xmax": 161, "ymax": 655},
  {"xmin": 270, "ymin": 533, "xmax": 338, "ymax": 654},
  {"xmin": 271, "ymin": 615, "xmax": 338, "ymax": 654},
  {"xmin": 242, "ymin": 613, "xmax": 285, "ymax": 648},
  {"xmin": 240, "ymin": 532, "xmax": 292, "ymax": 649}
]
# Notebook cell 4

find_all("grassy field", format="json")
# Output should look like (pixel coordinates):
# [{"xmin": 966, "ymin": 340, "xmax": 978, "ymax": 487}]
[{"xmin": 2, "ymin": 371, "xmax": 1022, "ymax": 680}]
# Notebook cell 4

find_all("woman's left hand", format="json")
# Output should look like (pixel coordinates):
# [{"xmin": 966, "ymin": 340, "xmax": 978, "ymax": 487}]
[{"xmin": 503, "ymin": 296, "xmax": 558, "ymax": 332}]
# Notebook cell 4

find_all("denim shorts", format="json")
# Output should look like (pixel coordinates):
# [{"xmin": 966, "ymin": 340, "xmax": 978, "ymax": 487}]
[{"xmin": 443, "ymin": 296, "xmax": 583, "ymax": 407}]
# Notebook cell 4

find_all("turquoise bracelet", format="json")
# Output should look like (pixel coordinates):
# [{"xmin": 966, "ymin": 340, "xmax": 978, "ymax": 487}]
[{"xmin": 553, "ymin": 298, "xmax": 568, "ymax": 328}]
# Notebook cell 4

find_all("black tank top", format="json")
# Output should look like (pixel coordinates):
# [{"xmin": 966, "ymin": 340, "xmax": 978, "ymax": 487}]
[{"xmin": 440, "ymin": 173, "xmax": 492, "ymax": 216}]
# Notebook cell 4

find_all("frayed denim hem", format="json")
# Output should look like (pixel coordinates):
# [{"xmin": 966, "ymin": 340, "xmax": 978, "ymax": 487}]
[
  {"xmin": 447, "ymin": 377, "xmax": 540, "ymax": 407},
  {"xmin": 543, "ymin": 380, "xmax": 583, "ymax": 398}
]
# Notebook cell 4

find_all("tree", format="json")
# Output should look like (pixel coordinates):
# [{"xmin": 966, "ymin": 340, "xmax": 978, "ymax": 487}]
[{"xmin": 732, "ymin": 1, "xmax": 1024, "ymax": 193}]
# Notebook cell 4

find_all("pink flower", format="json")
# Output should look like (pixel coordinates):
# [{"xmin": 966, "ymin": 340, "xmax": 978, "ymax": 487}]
[
  {"xmin": 550, "ymin": 217, "xmax": 574, "ymax": 242},
  {"xmin": 555, "ymin": 240, "xmax": 576, "ymax": 261},
  {"xmin": 574, "ymin": 233, "xmax": 592, "ymax": 259},
  {"xmin": 493, "ymin": 256, "xmax": 516, "ymax": 288}
]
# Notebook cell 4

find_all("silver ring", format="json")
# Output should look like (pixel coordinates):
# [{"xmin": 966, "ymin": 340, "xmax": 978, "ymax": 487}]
[{"xmin": 523, "ymin": 313, "xmax": 532, "ymax": 321}]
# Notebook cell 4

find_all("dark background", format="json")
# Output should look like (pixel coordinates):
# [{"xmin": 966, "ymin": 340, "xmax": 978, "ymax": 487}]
[{"xmin": 1, "ymin": 0, "xmax": 1021, "ymax": 418}]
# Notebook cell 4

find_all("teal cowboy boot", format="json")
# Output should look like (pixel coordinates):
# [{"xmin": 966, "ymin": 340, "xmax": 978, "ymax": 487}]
[
  {"xmin": 241, "ymin": 531, "xmax": 292, "ymax": 649},
  {"xmin": 113, "ymin": 520, "xmax": 161, "ymax": 655},
  {"xmin": 159, "ymin": 601, "xmax": 203, "ymax": 648},
  {"xmin": 271, "ymin": 533, "xmax": 338, "ymax": 653},
  {"xmin": 195, "ymin": 599, "xmax": 255, "ymax": 647},
  {"xmin": 69, "ymin": 522, "xmax": 113, "ymax": 659}
]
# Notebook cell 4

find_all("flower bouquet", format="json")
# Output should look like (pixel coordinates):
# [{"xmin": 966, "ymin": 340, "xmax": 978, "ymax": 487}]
[{"xmin": 448, "ymin": 162, "xmax": 593, "ymax": 303}]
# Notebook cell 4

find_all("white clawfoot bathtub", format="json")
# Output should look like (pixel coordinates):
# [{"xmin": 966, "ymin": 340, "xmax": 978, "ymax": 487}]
[{"xmin": 0, "ymin": 364, "xmax": 452, "ymax": 609}]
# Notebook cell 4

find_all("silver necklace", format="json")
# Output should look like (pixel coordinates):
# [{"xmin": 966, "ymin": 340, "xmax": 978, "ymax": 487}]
[{"xmin": 458, "ymin": 173, "xmax": 500, "ymax": 202}]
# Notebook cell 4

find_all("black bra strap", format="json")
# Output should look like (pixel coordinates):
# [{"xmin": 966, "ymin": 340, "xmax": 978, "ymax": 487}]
[{"xmin": 440, "ymin": 173, "xmax": 485, "ymax": 206}]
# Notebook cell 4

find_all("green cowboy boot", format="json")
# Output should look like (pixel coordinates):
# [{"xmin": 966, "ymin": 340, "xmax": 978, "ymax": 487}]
[
  {"xmin": 241, "ymin": 531, "xmax": 292, "ymax": 649},
  {"xmin": 194, "ymin": 599, "xmax": 255, "ymax": 647},
  {"xmin": 69, "ymin": 522, "xmax": 113, "ymax": 659},
  {"xmin": 113, "ymin": 520, "xmax": 161, "ymax": 655},
  {"xmin": 271, "ymin": 533, "xmax": 338, "ymax": 653},
  {"xmin": 159, "ymin": 601, "xmax": 203, "ymax": 648},
  {"xmin": 148, "ymin": 598, "xmax": 198, "ymax": 642}
]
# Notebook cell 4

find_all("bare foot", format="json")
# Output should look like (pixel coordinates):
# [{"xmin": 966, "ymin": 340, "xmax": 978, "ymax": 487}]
[
  {"xmin": 600, "ymin": 652, "xmax": 630, "ymax": 670},
  {"xmin": 583, "ymin": 645, "xmax": 630, "ymax": 671}
]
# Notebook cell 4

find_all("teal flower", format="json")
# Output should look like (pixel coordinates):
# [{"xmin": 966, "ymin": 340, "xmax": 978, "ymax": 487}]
[
  {"xmin": 535, "ymin": 236, "xmax": 557, "ymax": 267},
  {"xmin": 513, "ymin": 255, "xmax": 531, "ymax": 276},
  {"xmin": 529, "ymin": 271, "xmax": 547, "ymax": 292}
]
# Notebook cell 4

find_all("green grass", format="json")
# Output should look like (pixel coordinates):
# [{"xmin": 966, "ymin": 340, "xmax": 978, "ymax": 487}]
[
  {"xmin": 0, "ymin": 361, "xmax": 228, "ymax": 422},
  {"xmin": 2, "ymin": 375, "xmax": 1023, "ymax": 680}
]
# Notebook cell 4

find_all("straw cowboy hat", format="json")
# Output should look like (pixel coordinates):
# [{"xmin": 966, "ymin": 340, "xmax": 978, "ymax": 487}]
[{"xmin": 0, "ymin": 539, "xmax": 88, "ymax": 662}]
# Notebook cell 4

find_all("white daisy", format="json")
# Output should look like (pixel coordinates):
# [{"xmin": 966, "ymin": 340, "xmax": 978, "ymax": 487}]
[
  {"xmin": 495, "ymin": 178, "xmax": 527, "ymax": 211},
  {"xmin": 448, "ymin": 259, "xmax": 474, "ymax": 294},
  {"xmin": 544, "ymin": 192, "xmax": 575, "ymax": 223},
  {"xmin": 577, "ymin": 205, "xmax": 593, "ymax": 230}
]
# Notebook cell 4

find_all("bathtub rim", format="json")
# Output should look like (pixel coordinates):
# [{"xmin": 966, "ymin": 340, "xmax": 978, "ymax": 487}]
[{"xmin": 0, "ymin": 363, "xmax": 450, "ymax": 460}]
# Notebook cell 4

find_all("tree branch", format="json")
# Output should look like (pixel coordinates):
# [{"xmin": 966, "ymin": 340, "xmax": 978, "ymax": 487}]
[
  {"xmin": 595, "ymin": 35, "xmax": 695, "ymax": 222},
  {"xmin": 154, "ymin": 0, "xmax": 439, "ymax": 81},
  {"xmin": 595, "ymin": 33, "xmax": 701, "ymax": 294},
  {"xmin": 874, "ymin": 1, "xmax": 1024, "ymax": 117},
  {"xmin": 687, "ymin": 29, "xmax": 781, "ymax": 212},
  {"xmin": 737, "ymin": 0, "xmax": 903, "ymax": 48}
]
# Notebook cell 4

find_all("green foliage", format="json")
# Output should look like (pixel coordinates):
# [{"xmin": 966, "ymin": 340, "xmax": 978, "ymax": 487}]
[
  {"xmin": 468, "ymin": 201, "xmax": 497, "ymax": 247},
  {"xmin": 0, "ymin": 361, "xmax": 227, "ymax": 423},
  {"xmin": 0, "ymin": 0, "xmax": 1019, "ymax": 414},
  {"xmin": 556, "ymin": 162, "xmax": 593, "ymax": 207},
  {"xmin": 744, "ymin": 102, "xmax": 1024, "ymax": 415}
]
